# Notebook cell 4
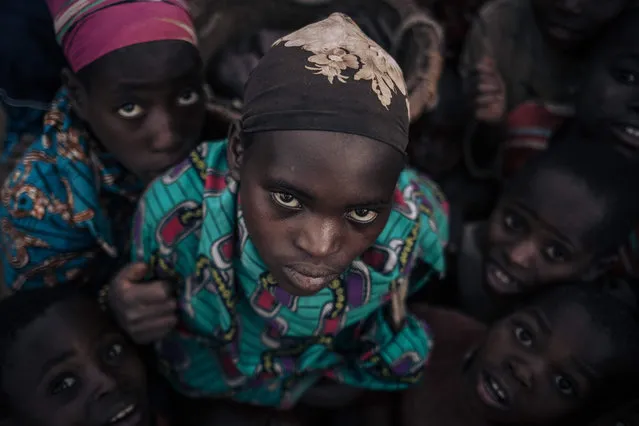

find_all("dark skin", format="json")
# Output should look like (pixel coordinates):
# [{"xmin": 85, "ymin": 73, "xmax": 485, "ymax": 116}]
[
  {"xmin": 485, "ymin": 168, "xmax": 604, "ymax": 296},
  {"xmin": 64, "ymin": 40, "xmax": 206, "ymax": 184},
  {"xmin": 83, "ymin": 40, "xmax": 204, "ymax": 345},
  {"xmin": 576, "ymin": 22, "xmax": 639, "ymax": 159},
  {"xmin": 466, "ymin": 302, "xmax": 614, "ymax": 426},
  {"xmin": 1, "ymin": 298, "xmax": 149, "ymax": 426},
  {"xmin": 588, "ymin": 399, "xmax": 639, "ymax": 426},
  {"xmin": 531, "ymin": 0, "xmax": 627, "ymax": 52},
  {"xmin": 227, "ymin": 129, "xmax": 405, "ymax": 296}
]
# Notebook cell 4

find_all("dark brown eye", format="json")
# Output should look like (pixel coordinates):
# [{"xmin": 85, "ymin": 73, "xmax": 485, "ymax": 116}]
[
  {"xmin": 270, "ymin": 192, "xmax": 302, "ymax": 209},
  {"xmin": 503, "ymin": 211, "xmax": 526, "ymax": 233},
  {"xmin": 554, "ymin": 375, "xmax": 576, "ymax": 396},
  {"xmin": 543, "ymin": 243, "xmax": 569, "ymax": 263},
  {"xmin": 514, "ymin": 326, "xmax": 533, "ymax": 347}
]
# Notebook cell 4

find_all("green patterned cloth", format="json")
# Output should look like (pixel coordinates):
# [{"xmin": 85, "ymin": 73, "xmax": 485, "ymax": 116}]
[{"xmin": 133, "ymin": 140, "xmax": 448, "ymax": 408}]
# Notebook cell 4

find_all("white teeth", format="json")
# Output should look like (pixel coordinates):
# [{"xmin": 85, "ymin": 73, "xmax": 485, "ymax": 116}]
[
  {"xmin": 109, "ymin": 404, "xmax": 135, "ymax": 423},
  {"xmin": 489, "ymin": 378, "xmax": 507, "ymax": 401},
  {"xmin": 625, "ymin": 126, "xmax": 639, "ymax": 138},
  {"xmin": 495, "ymin": 268, "xmax": 510, "ymax": 285}
]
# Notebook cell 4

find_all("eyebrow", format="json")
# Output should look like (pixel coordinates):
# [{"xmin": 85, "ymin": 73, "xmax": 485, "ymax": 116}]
[
  {"xmin": 510, "ymin": 201, "xmax": 576, "ymax": 249},
  {"xmin": 528, "ymin": 308, "xmax": 552, "ymax": 335},
  {"xmin": 570, "ymin": 356, "xmax": 599, "ymax": 381},
  {"xmin": 39, "ymin": 351, "xmax": 75, "ymax": 381},
  {"xmin": 264, "ymin": 178, "xmax": 392, "ymax": 209}
]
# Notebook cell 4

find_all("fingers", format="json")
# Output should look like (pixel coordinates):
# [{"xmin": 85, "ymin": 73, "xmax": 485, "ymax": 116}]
[
  {"xmin": 128, "ymin": 314, "xmax": 179, "ymax": 345},
  {"xmin": 116, "ymin": 262, "xmax": 149, "ymax": 283},
  {"xmin": 109, "ymin": 263, "xmax": 178, "ymax": 344},
  {"xmin": 123, "ymin": 299, "xmax": 177, "ymax": 324}
]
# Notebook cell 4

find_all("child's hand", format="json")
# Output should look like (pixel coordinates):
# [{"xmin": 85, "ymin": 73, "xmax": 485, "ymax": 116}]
[
  {"xmin": 108, "ymin": 263, "xmax": 178, "ymax": 344},
  {"xmin": 390, "ymin": 278, "xmax": 409, "ymax": 331},
  {"xmin": 473, "ymin": 56, "xmax": 506, "ymax": 123}
]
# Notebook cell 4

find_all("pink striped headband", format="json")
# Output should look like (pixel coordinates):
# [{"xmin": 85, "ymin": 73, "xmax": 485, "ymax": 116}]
[{"xmin": 46, "ymin": 0, "xmax": 197, "ymax": 72}]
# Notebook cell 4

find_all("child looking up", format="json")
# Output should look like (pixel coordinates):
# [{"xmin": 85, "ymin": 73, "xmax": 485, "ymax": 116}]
[
  {"xmin": 0, "ymin": 0, "xmax": 206, "ymax": 292},
  {"xmin": 0, "ymin": 285, "xmax": 155, "ymax": 426},
  {"xmin": 112, "ymin": 13, "xmax": 448, "ymax": 409},
  {"xmin": 460, "ymin": 0, "xmax": 629, "ymax": 179},
  {"xmin": 398, "ymin": 284, "xmax": 639, "ymax": 426},
  {"xmin": 455, "ymin": 130, "xmax": 639, "ymax": 321}
]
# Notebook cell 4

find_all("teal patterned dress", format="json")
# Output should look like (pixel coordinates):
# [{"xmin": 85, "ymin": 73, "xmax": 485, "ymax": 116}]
[{"xmin": 133, "ymin": 140, "xmax": 449, "ymax": 408}]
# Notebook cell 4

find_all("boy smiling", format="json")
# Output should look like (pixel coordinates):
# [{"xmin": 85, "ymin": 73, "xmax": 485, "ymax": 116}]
[
  {"xmin": 0, "ymin": 285, "xmax": 154, "ymax": 426},
  {"xmin": 455, "ymin": 131, "xmax": 639, "ymax": 321},
  {"xmin": 113, "ymin": 13, "xmax": 448, "ymax": 408},
  {"xmin": 400, "ymin": 284, "xmax": 639, "ymax": 426}
]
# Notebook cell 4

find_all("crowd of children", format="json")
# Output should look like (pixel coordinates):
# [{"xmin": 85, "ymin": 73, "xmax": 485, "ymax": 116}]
[{"xmin": 1, "ymin": 0, "xmax": 639, "ymax": 425}]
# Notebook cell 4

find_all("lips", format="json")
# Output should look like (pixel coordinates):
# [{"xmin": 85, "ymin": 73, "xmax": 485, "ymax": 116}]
[
  {"xmin": 484, "ymin": 262, "xmax": 521, "ymax": 295},
  {"xmin": 477, "ymin": 371, "xmax": 511, "ymax": 411},
  {"xmin": 282, "ymin": 265, "xmax": 340, "ymax": 295}
]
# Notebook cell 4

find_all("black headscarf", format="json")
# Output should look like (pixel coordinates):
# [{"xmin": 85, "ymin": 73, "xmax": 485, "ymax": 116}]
[{"xmin": 241, "ymin": 13, "xmax": 410, "ymax": 153}]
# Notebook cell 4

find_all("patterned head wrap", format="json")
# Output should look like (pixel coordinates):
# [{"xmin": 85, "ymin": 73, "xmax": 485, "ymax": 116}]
[
  {"xmin": 46, "ymin": 0, "xmax": 197, "ymax": 72},
  {"xmin": 241, "ymin": 13, "xmax": 410, "ymax": 153}
]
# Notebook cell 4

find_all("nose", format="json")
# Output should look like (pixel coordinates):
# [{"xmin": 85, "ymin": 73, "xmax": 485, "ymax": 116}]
[
  {"xmin": 295, "ymin": 216, "xmax": 341, "ymax": 258},
  {"xmin": 507, "ymin": 358, "xmax": 534, "ymax": 389},
  {"xmin": 505, "ymin": 239, "xmax": 536, "ymax": 269},
  {"xmin": 149, "ymin": 108, "xmax": 180, "ymax": 153},
  {"xmin": 89, "ymin": 366, "xmax": 118, "ymax": 401}
]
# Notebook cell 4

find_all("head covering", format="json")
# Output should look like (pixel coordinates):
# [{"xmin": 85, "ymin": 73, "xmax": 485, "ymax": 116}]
[
  {"xmin": 241, "ymin": 13, "xmax": 410, "ymax": 153},
  {"xmin": 46, "ymin": 0, "xmax": 197, "ymax": 72}
]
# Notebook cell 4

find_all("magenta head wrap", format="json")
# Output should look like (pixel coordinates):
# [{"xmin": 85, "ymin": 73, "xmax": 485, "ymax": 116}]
[{"xmin": 46, "ymin": 0, "xmax": 197, "ymax": 72}]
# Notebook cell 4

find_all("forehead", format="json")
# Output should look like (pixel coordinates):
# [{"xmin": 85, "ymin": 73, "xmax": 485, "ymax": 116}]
[
  {"xmin": 87, "ymin": 40, "xmax": 201, "ymax": 89},
  {"xmin": 509, "ymin": 168, "xmax": 604, "ymax": 241},
  {"xmin": 4, "ymin": 300, "xmax": 113, "ymax": 370},
  {"xmin": 245, "ymin": 130, "xmax": 402, "ymax": 198},
  {"xmin": 536, "ymin": 302, "xmax": 614, "ymax": 366}
]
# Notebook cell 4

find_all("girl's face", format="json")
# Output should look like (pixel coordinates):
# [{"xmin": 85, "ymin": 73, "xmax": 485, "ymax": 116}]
[
  {"xmin": 576, "ymin": 24, "xmax": 639, "ymax": 159},
  {"xmin": 485, "ymin": 169, "xmax": 603, "ymax": 296},
  {"xmin": 230, "ymin": 130, "xmax": 404, "ymax": 297},
  {"xmin": 69, "ymin": 40, "xmax": 206, "ymax": 184}
]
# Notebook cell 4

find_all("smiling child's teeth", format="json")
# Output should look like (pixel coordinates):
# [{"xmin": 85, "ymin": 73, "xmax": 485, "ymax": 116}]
[
  {"xmin": 495, "ymin": 269, "xmax": 510, "ymax": 284},
  {"xmin": 109, "ymin": 404, "xmax": 134, "ymax": 423},
  {"xmin": 625, "ymin": 126, "xmax": 639, "ymax": 137}
]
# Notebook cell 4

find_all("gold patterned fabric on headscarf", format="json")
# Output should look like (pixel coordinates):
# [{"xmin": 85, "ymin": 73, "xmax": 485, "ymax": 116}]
[{"xmin": 241, "ymin": 13, "xmax": 410, "ymax": 153}]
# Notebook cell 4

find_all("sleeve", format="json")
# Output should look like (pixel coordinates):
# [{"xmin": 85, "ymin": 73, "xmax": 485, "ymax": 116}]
[
  {"xmin": 408, "ymin": 169, "xmax": 450, "ymax": 294},
  {"xmin": 331, "ymin": 305, "xmax": 432, "ymax": 390},
  {"xmin": 0, "ymin": 159, "xmax": 98, "ymax": 291}
]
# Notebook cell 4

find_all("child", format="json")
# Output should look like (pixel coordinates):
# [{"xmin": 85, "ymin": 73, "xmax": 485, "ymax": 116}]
[
  {"xmin": 454, "ymin": 130, "xmax": 639, "ymax": 321},
  {"xmin": 112, "ymin": 13, "xmax": 449, "ymax": 409},
  {"xmin": 0, "ymin": 0, "xmax": 206, "ymax": 292},
  {"xmin": 575, "ymin": 7, "xmax": 639, "ymax": 160},
  {"xmin": 396, "ymin": 284, "xmax": 639, "ymax": 426},
  {"xmin": 460, "ymin": 0, "xmax": 629, "ymax": 179},
  {"xmin": 0, "ymin": 285, "xmax": 156, "ymax": 426}
]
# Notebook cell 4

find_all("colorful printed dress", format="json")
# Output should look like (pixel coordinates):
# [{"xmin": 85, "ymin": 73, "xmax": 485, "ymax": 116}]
[
  {"xmin": 133, "ymin": 140, "xmax": 449, "ymax": 408},
  {"xmin": 0, "ymin": 89, "xmax": 144, "ymax": 291}
]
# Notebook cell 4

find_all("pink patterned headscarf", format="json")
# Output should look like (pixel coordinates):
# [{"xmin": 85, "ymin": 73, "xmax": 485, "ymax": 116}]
[{"xmin": 46, "ymin": 0, "xmax": 197, "ymax": 72}]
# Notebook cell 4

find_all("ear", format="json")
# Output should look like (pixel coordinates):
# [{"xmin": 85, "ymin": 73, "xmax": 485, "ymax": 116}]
[
  {"xmin": 226, "ymin": 120, "xmax": 245, "ymax": 182},
  {"xmin": 61, "ymin": 68, "xmax": 89, "ymax": 121}
]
